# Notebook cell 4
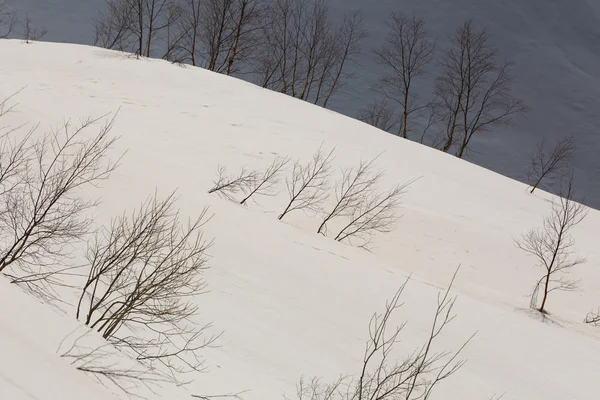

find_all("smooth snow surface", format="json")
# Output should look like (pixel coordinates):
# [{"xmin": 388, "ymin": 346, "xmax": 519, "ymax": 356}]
[{"xmin": 0, "ymin": 40, "xmax": 599, "ymax": 400}]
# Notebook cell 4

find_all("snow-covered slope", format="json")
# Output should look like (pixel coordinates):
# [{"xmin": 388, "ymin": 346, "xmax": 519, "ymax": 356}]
[
  {"xmin": 6, "ymin": 0, "xmax": 600, "ymax": 209},
  {"xmin": 0, "ymin": 40, "xmax": 599, "ymax": 400}
]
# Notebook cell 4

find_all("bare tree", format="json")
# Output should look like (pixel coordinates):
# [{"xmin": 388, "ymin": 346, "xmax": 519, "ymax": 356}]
[
  {"xmin": 515, "ymin": 175, "xmax": 588, "ymax": 313},
  {"xmin": 585, "ymin": 309, "xmax": 600, "ymax": 326},
  {"xmin": 357, "ymin": 100, "xmax": 397, "ymax": 133},
  {"xmin": 256, "ymin": 1, "xmax": 365, "ymax": 107},
  {"xmin": 240, "ymin": 156, "xmax": 289, "ymax": 205},
  {"xmin": 0, "ymin": 1, "xmax": 17, "ymax": 39},
  {"xmin": 317, "ymin": 157, "xmax": 382, "ymax": 235},
  {"xmin": 334, "ymin": 179, "xmax": 415, "ymax": 248},
  {"xmin": 527, "ymin": 135, "xmax": 576, "ymax": 194},
  {"xmin": 278, "ymin": 146, "xmax": 334, "ymax": 220},
  {"xmin": 374, "ymin": 13, "xmax": 435, "ymax": 139},
  {"xmin": 76, "ymin": 191, "xmax": 218, "ymax": 384},
  {"xmin": 288, "ymin": 269, "xmax": 474, "ymax": 400},
  {"xmin": 94, "ymin": 0, "xmax": 135, "ymax": 50},
  {"xmin": 23, "ymin": 15, "xmax": 47, "ymax": 43},
  {"xmin": 170, "ymin": 0, "xmax": 203, "ymax": 65},
  {"xmin": 195, "ymin": 0, "xmax": 262, "ymax": 73},
  {"xmin": 321, "ymin": 10, "xmax": 367, "ymax": 108},
  {"xmin": 208, "ymin": 164, "xmax": 258, "ymax": 200},
  {"xmin": 0, "ymin": 113, "xmax": 120, "ymax": 301},
  {"xmin": 93, "ymin": 0, "xmax": 180, "ymax": 57},
  {"xmin": 435, "ymin": 20, "xmax": 526, "ymax": 158}
]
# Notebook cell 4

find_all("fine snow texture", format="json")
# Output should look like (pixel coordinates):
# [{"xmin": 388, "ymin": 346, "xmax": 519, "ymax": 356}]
[{"xmin": 0, "ymin": 40, "xmax": 599, "ymax": 400}]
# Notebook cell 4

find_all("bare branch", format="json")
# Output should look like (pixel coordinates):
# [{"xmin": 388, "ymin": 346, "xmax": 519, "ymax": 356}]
[
  {"xmin": 23, "ymin": 14, "xmax": 47, "ymax": 43},
  {"xmin": 527, "ymin": 135, "xmax": 576, "ymax": 194},
  {"xmin": 317, "ymin": 157, "xmax": 383, "ymax": 235},
  {"xmin": 240, "ymin": 156, "xmax": 290, "ymax": 205},
  {"xmin": 334, "ymin": 178, "xmax": 418, "ymax": 249},
  {"xmin": 208, "ymin": 164, "xmax": 258, "ymax": 200},
  {"xmin": 374, "ymin": 12, "xmax": 435, "ymax": 139},
  {"xmin": 278, "ymin": 146, "xmax": 335, "ymax": 220},
  {"xmin": 0, "ymin": 1, "xmax": 17, "ymax": 39}
]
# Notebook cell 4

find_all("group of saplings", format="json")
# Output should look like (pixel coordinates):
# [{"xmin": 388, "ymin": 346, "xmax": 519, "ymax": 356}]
[{"xmin": 208, "ymin": 146, "xmax": 417, "ymax": 249}]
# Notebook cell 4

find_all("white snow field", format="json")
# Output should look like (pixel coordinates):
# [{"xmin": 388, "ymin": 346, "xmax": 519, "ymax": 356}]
[{"xmin": 0, "ymin": 39, "xmax": 599, "ymax": 400}]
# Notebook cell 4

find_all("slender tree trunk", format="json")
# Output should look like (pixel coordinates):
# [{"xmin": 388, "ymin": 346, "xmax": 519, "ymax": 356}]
[
  {"xmin": 400, "ymin": 86, "xmax": 410, "ymax": 138},
  {"xmin": 145, "ymin": 0, "xmax": 156, "ymax": 57},
  {"xmin": 538, "ymin": 273, "xmax": 551, "ymax": 313},
  {"xmin": 226, "ymin": 0, "xmax": 247, "ymax": 76}
]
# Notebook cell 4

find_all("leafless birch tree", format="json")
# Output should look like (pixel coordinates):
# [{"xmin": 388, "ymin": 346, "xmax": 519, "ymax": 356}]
[
  {"xmin": 208, "ymin": 164, "xmax": 258, "ymax": 200},
  {"xmin": 527, "ymin": 135, "xmax": 576, "ymax": 194},
  {"xmin": 0, "ymin": 1, "xmax": 17, "ymax": 39},
  {"xmin": 256, "ymin": 0, "xmax": 365, "ymax": 107},
  {"xmin": 278, "ymin": 146, "xmax": 334, "ymax": 220},
  {"xmin": 289, "ymin": 269, "xmax": 474, "ymax": 400},
  {"xmin": 0, "ymin": 113, "xmax": 120, "ymax": 301},
  {"xmin": 515, "ymin": 175, "xmax": 588, "ymax": 313},
  {"xmin": 94, "ymin": 0, "xmax": 180, "ymax": 58},
  {"xmin": 196, "ymin": 0, "xmax": 262, "ymax": 73},
  {"xmin": 435, "ymin": 20, "xmax": 525, "ymax": 158},
  {"xmin": 317, "ymin": 158, "xmax": 382, "ymax": 235},
  {"xmin": 23, "ymin": 15, "xmax": 47, "ymax": 43},
  {"xmin": 374, "ymin": 13, "xmax": 435, "ymax": 139},
  {"xmin": 334, "ymin": 179, "xmax": 415, "ymax": 248},
  {"xmin": 240, "ymin": 156, "xmax": 289, "ymax": 205}
]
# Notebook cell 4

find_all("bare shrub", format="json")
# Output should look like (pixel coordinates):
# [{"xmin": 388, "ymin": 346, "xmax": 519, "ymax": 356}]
[
  {"xmin": 288, "ymin": 269, "xmax": 474, "ymax": 400},
  {"xmin": 240, "ymin": 156, "xmax": 289, "ymax": 205},
  {"xmin": 435, "ymin": 20, "xmax": 526, "ymax": 158},
  {"xmin": 0, "ymin": 111, "xmax": 120, "ymax": 301},
  {"xmin": 374, "ymin": 12, "xmax": 435, "ymax": 139},
  {"xmin": 76, "ymin": 191, "xmax": 217, "ymax": 384},
  {"xmin": 585, "ymin": 309, "xmax": 600, "ymax": 326},
  {"xmin": 23, "ymin": 15, "xmax": 47, "ymax": 43},
  {"xmin": 317, "ymin": 157, "xmax": 382, "ymax": 235},
  {"xmin": 208, "ymin": 165, "xmax": 258, "ymax": 200},
  {"xmin": 0, "ymin": 1, "xmax": 17, "ymax": 39},
  {"xmin": 333, "ymin": 179, "xmax": 416, "ymax": 248},
  {"xmin": 527, "ymin": 135, "xmax": 576, "ymax": 194},
  {"xmin": 278, "ymin": 146, "xmax": 335, "ymax": 220},
  {"xmin": 515, "ymin": 174, "xmax": 588, "ymax": 313}
]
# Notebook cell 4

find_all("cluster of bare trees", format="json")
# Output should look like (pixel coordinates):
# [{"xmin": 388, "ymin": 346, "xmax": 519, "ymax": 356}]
[
  {"xmin": 361, "ymin": 16, "xmax": 526, "ymax": 158},
  {"xmin": 289, "ymin": 270, "xmax": 476, "ymax": 400},
  {"xmin": 0, "ymin": 101, "xmax": 120, "ymax": 300},
  {"xmin": 93, "ymin": 0, "xmax": 366, "ymax": 106},
  {"xmin": 208, "ymin": 147, "xmax": 413, "ymax": 248},
  {"xmin": 0, "ymin": 93, "xmax": 217, "ymax": 397}
]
